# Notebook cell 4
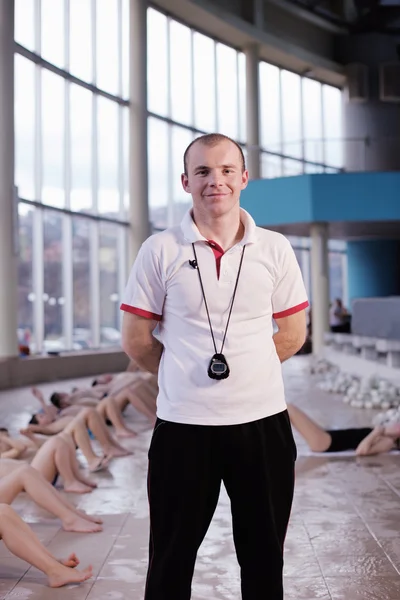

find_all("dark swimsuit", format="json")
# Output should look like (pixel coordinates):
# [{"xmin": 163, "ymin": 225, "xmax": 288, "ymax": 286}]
[{"xmin": 325, "ymin": 428, "xmax": 400, "ymax": 452}]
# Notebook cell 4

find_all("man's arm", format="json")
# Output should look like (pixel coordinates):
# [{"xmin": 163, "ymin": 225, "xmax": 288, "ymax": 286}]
[
  {"xmin": 273, "ymin": 310, "xmax": 307, "ymax": 363},
  {"xmin": 121, "ymin": 313, "xmax": 163, "ymax": 375}
]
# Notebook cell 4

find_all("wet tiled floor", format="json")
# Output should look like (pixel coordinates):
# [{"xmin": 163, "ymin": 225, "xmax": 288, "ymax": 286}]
[{"xmin": 0, "ymin": 355, "xmax": 399, "ymax": 598}]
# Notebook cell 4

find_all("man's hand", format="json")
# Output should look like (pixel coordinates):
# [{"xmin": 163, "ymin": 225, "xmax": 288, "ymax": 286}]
[
  {"xmin": 273, "ymin": 310, "xmax": 307, "ymax": 363},
  {"xmin": 121, "ymin": 313, "xmax": 163, "ymax": 375}
]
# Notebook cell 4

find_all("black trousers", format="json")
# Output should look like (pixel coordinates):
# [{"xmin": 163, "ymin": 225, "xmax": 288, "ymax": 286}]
[{"xmin": 144, "ymin": 410, "xmax": 297, "ymax": 600}]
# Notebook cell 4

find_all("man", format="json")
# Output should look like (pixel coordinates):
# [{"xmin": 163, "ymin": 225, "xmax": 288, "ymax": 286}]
[{"xmin": 121, "ymin": 133, "xmax": 308, "ymax": 600}]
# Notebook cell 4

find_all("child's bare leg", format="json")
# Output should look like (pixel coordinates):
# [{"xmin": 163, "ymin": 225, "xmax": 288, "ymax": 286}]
[
  {"xmin": 64, "ymin": 419, "xmax": 106, "ymax": 472},
  {"xmin": 0, "ymin": 504, "xmax": 93, "ymax": 587},
  {"xmin": 0, "ymin": 465, "xmax": 102, "ymax": 533},
  {"xmin": 57, "ymin": 433, "xmax": 97, "ymax": 488},
  {"xmin": 287, "ymin": 404, "xmax": 332, "ymax": 452},
  {"xmin": 97, "ymin": 397, "xmax": 137, "ymax": 438},
  {"xmin": 123, "ymin": 389, "xmax": 157, "ymax": 425},
  {"xmin": 77, "ymin": 409, "xmax": 132, "ymax": 458},
  {"xmin": 31, "ymin": 437, "xmax": 92, "ymax": 494}
]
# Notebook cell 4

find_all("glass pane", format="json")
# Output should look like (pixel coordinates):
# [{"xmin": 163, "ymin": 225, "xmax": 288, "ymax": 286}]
[
  {"xmin": 259, "ymin": 63, "xmax": 281, "ymax": 153},
  {"xmin": 238, "ymin": 52, "xmax": 246, "ymax": 142},
  {"xmin": 42, "ymin": 70, "xmax": 65, "ymax": 207},
  {"xmin": 281, "ymin": 70, "xmax": 302, "ymax": 159},
  {"xmin": 329, "ymin": 252, "xmax": 344, "ymax": 302},
  {"xmin": 170, "ymin": 20, "xmax": 192, "ymax": 126},
  {"xmin": 96, "ymin": 0, "xmax": 119, "ymax": 94},
  {"xmin": 99, "ymin": 223, "xmax": 121, "ymax": 346},
  {"xmin": 98, "ymin": 97, "xmax": 119, "ymax": 215},
  {"xmin": 15, "ymin": 55, "xmax": 35, "ymax": 200},
  {"xmin": 193, "ymin": 32, "xmax": 216, "ymax": 132},
  {"xmin": 123, "ymin": 107, "xmax": 129, "ymax": 216},
  {"xmin": 70, "ymin": 0, "xmax": 92, "ymax": 82},
  {"xmin": 72, "ymin": 218, "xmax": 92, "ymax": 349},
  {"xmin": 216, "ymin": 43, "xmax": 239, "ymax": 139},
  {"xmin": 148, "ymin": 117, "xmax": 168, "ymax": 231},
  {"xmin": 172, "ymin": 126, "xmax": 193, "ymax": 225},
  {"xmin": 70, "ymin": 84, "xmax": 93, "ymax": 212},
  {"xmin": 122, "ymin": 0, "xmax": 129, "ymax": 98},
  {"xmin": 147, "ymin": 9, "xmax": 168, "ymax": 117},
  {"xmin": 41, "ymin": 0, "xmax": 65, "ymax": 68},
  {"xmin": 17, "ymin": 204, "xmax": 35, "ymax": 352},
  {"xmin": 43, "ymin": 211, "xmax": 64, "ymax": 351},
  {"xmin": 302, "ymin": 78, "xmax": 323, "ymax": 165},
  {"xmin": 261, "ymin": 153, "xmax": 282, "ymax": 178},
  {"xmin": 323, "ymin": 85, "xmax": 343, "ymax": 168},
  {"xmin": 282, "ymin": 158, "xmax": 303, "ymax": 177},
  {"xmin": 15, "ymin": 0, "xmax": 35, "ymax": 51}
]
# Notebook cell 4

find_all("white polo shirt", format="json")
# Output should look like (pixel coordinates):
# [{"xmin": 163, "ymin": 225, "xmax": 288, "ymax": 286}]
[{"xmin": 121, "ymin": 209, "xmax": 308, "ymax": 426}]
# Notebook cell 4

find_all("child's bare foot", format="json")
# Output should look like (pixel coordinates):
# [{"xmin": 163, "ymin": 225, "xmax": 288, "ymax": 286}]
[
  {"xmin": 59, "ymin": 553, "xmax": 79, "ymax": 568},
  {"xmin": 74, "ymin": 508, "xmax": 103, "ymax": 525},
  {"xmin": 63, "ymin": 480, "xmax": 93, "ymax": 494},
  {"xmin": 62, "ymin": 516, "xmax": 102, "ymax": 533},
  {"xmin": 48, "ymin": 564, "xmax": 93, "ymax": 588},
  {"xmin": 105, "ymin": 445, "xmax": 133, "ymax": 459},
  {"xmin": 115, "ymin": 428, "xmax": 137, "ymax": 439},
  {"xmin": 79, "ymin": 476, "xmax": 97, "ymax": 488},
  {"xmin": 88, "ymin": 455, "xmax": 109, "ymax": 473}
]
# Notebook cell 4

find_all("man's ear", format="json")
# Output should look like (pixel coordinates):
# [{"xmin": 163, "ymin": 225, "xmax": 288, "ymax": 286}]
[
  {"xmin": 181, "ymin": 173, "xmax": 190, "ymax": 193},
  {"xmin": 241, "ymin": 169, "xmax": 249, "ymax": 191}
]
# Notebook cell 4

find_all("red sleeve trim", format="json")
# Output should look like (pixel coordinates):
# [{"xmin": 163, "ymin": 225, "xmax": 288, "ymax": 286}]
[
  {"xmin": 120, "ymin": 304, "xmax": 162, "ymax": 321},
  {"xmin": 273, "ymin": 301, "xmax": 309, "ymax": 320}
]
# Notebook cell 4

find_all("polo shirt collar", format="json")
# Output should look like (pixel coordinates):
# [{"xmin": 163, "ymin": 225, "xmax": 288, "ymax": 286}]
[{"xmin": 181, "ymin": 208, "xmax": 258, "ymax": 246}]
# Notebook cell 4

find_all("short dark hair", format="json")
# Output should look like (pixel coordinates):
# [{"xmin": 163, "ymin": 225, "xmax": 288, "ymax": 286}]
[
  {"xmin": 29, "ymin": 414, "xmax": 38, "ymax": 425},
  {"xmin": 0, "ymin": 427, "xmax": 8, "ymax": 434},
  {"xmin": 183, "ymin": 133, "xmax": 246, "ymax": 175},
  {"xmin": 50, "ymin": 392, "xmax": 62, "ymax": 409}
]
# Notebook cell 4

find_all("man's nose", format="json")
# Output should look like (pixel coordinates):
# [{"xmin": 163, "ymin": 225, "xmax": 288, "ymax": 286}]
[{"xmin": 208, "ymin": 172, "xmax": 224, "ymax": 186}]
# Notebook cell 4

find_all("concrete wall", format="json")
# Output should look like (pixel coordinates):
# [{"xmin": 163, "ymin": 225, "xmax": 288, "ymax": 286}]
[
  {"xmin": 0, "ymin": 348, "xmax": 130, "ymax": 390},
  {"xmin": 347, "ymin": 240, "xmax": 400, "ymax": 304},
  {"xmin": 335, "ymin": 33, "xmax": 400, "ymax": 172}
]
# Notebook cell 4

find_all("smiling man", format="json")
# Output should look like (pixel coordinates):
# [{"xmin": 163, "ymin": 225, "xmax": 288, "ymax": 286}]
[{"xmin": 120, "ymin": 133, "xmax": 309, "ymax": 600}]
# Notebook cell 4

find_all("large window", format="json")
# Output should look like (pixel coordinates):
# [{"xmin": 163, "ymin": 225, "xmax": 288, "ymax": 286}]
[
  {"xmin": 147, "ymin": 8, "xmax": 246, "ymax": 230},
  {"xmin": 14, "ymin": 0, "xmax": 128, "ymax": 353},
  {"xmin": 260, "ymin": 62, "xmax": 343, "ymax": 177}
]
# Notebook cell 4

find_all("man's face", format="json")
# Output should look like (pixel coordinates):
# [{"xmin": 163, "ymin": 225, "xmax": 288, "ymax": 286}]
[{"xmin": 181, "ymin": 141, "xmax": 249, "ymax": 219}]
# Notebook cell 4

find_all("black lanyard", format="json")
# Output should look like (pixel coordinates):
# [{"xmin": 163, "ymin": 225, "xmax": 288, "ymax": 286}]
[{"xmin": 192, "ymin": 243, "xmax": 245, "ymax": 379}]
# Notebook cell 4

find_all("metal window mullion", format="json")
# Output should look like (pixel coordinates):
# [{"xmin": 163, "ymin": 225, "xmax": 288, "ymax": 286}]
[
  {"xmin": 117, "ymin": 0, "xmax": 123, "ymax": 99},
  {"xmin": 32, "ymin": 208, "xmax": 44, "ymax": 352},
  {"xmin": 236, "ymin": 51, "xmax": 241, "ymax": 143},
  {"xmin": 90, "ymin": 221, "xmax": 100, "ymax": 348},
  {"xmin": 117, "ymin": 227, "xmax": 127, "ymax": 329},
  {"xmin": 91, "ymin": 0, "xmax": 97, "ymax": 86},
  {"xmin": 117, "ymin": 0, "xmax": 124, "ymax": 218},
  {"xmin": 190, "ymin": 28, "xmax": 195, "ymax": 129},
  {"xmin": 278, "ymin": 68, "xmax": 284, "ymax": 176},
  {"xmin": 214, "ymin": 41, "xmax": 219, "ymax": 131},
  {"xmin": 35, "ymin": 0, "xmax": 41, "ymax": 55},
  {"xmin": 300, "ymin": 77, "xmax": 306, "ymax": 174},
  {"xmin": 341, "ymin": 249, "xmax": 349, "ymax": 308},
  {"xmin": 321, "ymin": 85, "xmax": 327, "ymax": 171},
  {"xmin": 166, "ymin": 18, "xmax": 174, "ymax": 227},
  {"xmin": 62, "ymin": 215, "xmax": 73, "ymax": 349},
  {"xmin": 33, "ymin": 0, "xmax": 44, "ymax": 352},
  {"xmin": 167, "ymin": 123, "xmax": 174, "ymax": 227}
]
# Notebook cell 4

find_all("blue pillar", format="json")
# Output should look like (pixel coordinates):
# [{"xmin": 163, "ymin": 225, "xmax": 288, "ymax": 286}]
[{"xmin": 347, "ymin": 240, "xmax": 400, "ymax": 305}]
